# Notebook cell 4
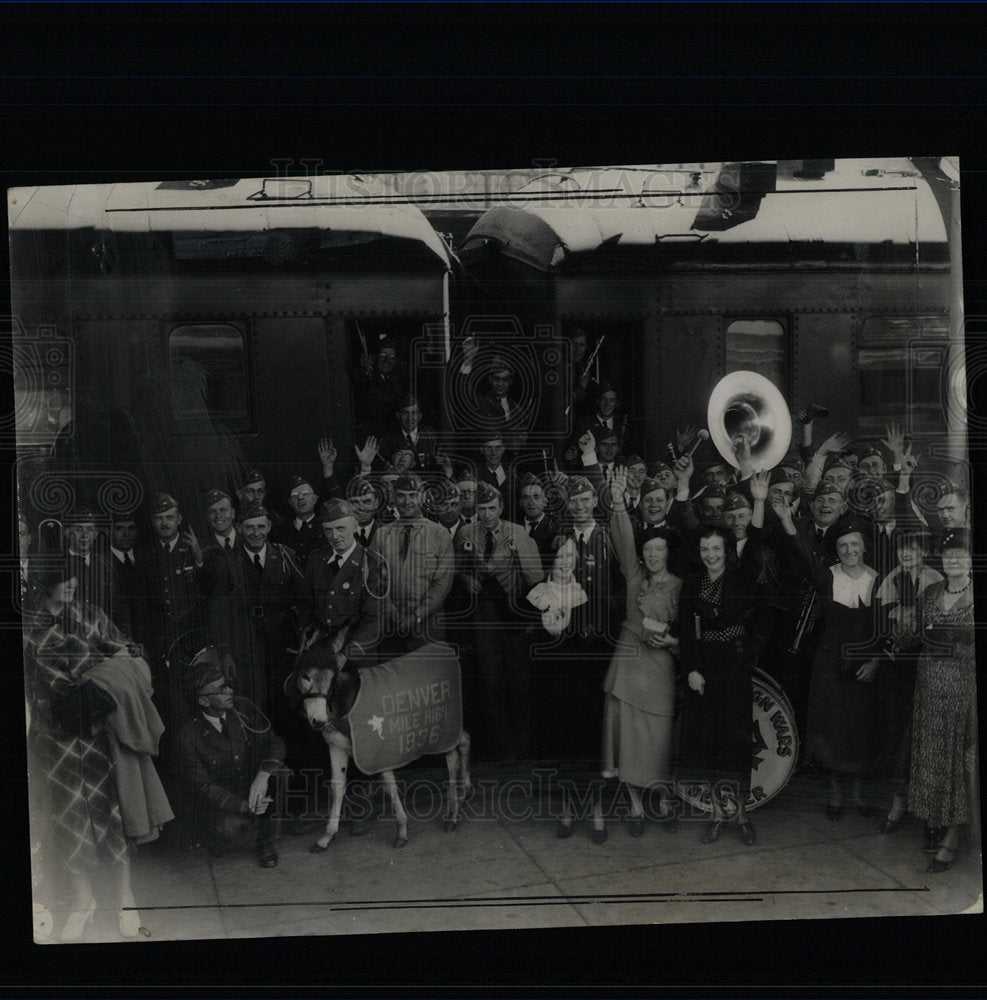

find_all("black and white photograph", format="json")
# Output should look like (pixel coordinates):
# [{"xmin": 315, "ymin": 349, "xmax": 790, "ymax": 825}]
[{"xmin": 8, "ymin": 155, "xmax": 981, "ymax": 946}]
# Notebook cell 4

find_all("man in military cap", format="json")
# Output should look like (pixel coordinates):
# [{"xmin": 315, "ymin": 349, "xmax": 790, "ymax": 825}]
[
  {"xmin": 455, "ymin": 470, "xmax": 478, "ymax": 525},
  {"xmin": 299, "ymin": 499, "xmax": 387, "ymax": 669},
  {"xmin": 353, "ymin": 339, "xmax": 407, "ymax": 432},
  {"xmin": 346, "ymin": 475, "xmax": 385, "ymax": 547},
  {"xmin": 174, "ymin": 647, "xmax": 286, "ymax": 867},
  {"xmin": 856, "ymin": 443, "xmax": 891, "ymax": 479},
  {"xmin": 472, "ymin": 354, "xmax": 530, "ymax": 448},
  {"xmin": 133, "ymin": 493, "xmax": 210, "ymax": 750},
  {"xmin": 207, "ymin": 503, "xmax": 304, "ymax": 716},
  {"xmin": 518, "ymin": 473, "xmax": 561, "ymax": 574},
  {"xmin": 777, "ymin": 453, "xmax": 807, "ymax": 517},
  {"xmin": 271, "ymin": 475, "xmax": 323, "ymax": 569},
  {"xmin": 696, "ymin": 483, "xmax": 727, "ymax": 525},
  {"xmin": 566, "ymin": 381, "xmax": 631, "ymax": 464},
  {"xmin": 64, "ymin": 506, "xmax": 115, "ymax": 617},
  {"xmin": 236, "ymin": 469, "xmax": 287, "ymax": 533},
  {"xmin": 541, "ymin": 474, "xmax": 624, "ymax": 760},
  {"xmin": 860, "ymin": 474, "xmax": 925, "ymax": 582},
  {"xmin": 427, "ymin": 478, "xmax": 469, "ymax": 541},
  {"xmin": 455, "ymin": 481, "xmax": 542, "ymax": 759},
  {"xmin": 721, "ymin": 489, "xmax": 783, "ymax": 593},
  {"xmin": 199, "ymin": 488, "xmax": 240, "ymax": 596},
  {"xmin": 369, "ymin": 472, "xmax": 454, "ymax": 652},
  {"xmin": 475, "ymin": 434, "xmax": 520, "ymax": 516},
  {"xmin": 378, "ymin": 394, "xmax": 439, "ymax": 472}
]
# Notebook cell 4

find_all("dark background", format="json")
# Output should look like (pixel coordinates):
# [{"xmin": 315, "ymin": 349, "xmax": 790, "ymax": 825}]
[{"xmin": 1, "ymin": 2, "xmax": 984, "ymax": 993}]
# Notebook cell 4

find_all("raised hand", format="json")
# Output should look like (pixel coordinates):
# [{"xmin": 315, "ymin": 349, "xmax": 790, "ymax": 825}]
[
  {"xmin": 462, "ymin": 335, "xmax": 479, "ymax": 366},
  {"xmin": 578, "ymin": 429, "xmax": 596, "ymax": 455},
  {"xmin": 880, "ymin": 421, "xmax": 906, "ymax": 460},
  {"xmin": 435, "ymin": 453, "xmax": 454, "ymax": 478},
  {"xmin": 183, "ymin": 526, "xmax": 203, "ymax": 564},
  {"xmin": 749, "ymin": 468, "xmax": 770, "ymax": 502},
  {"xmin": 901, "ymin": 441, "xmax": 919, "ymax": 473},
  {"xmin": 819, "ymin": 431, "xmax": 851, "ymax": 455},
  {"xmin": 770, "ymin": 495, "xmax": 793, "ymax": 525},
  {"xmin": 674, "ymin": 454, "xmax": 694, "ymax": 483},
  {"xmin": 675, "ymin": 424, "xmax": 700, "ymax": 453},
  {"xmin": 354, "ymin": 435, "xmax": 379, "ymax": 467},
  {"xmin": 317, "ymin": 437, "xmax": 338, "ymax": 470},
  {"xmin": 611, "ymin": 465, "xmax": 628, "ymax": 496}
]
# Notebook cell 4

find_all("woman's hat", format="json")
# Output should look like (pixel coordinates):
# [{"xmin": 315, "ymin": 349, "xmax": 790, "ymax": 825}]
[{"xmin": 940, "ymin": 527, "xmax": 972, "ymax": 552}]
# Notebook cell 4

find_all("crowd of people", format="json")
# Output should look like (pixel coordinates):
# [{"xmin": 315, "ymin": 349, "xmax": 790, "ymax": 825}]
[{"xmin": 19, "ymin": 332, "xmax": 977, "ymax": 941}]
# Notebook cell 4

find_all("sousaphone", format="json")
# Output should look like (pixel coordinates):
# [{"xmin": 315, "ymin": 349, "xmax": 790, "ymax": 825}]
[{"xmin": 707, "ymin": 371, "xmax": 792, "ymax": 470}]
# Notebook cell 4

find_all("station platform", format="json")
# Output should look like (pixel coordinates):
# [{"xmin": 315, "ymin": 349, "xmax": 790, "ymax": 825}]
[{"xmin": 32, "ymin": 761, "xmax": 982, "ymax": 944}]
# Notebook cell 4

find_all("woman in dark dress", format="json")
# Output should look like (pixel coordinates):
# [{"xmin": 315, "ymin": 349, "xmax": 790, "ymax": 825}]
[
  {"xmin": 907, "ymin": 528, "xmax": 976, "ymax": 873},
  {"xmin": 678, "ymin": 524, "xmax": 769, "ymax": 846},
  {"xmin": 23, "ymin": 567, "xmax": 146, "ymax": 941},
  {"xmin": 773, "ymin": 501, "xmax": 882, "ymax": 818}
]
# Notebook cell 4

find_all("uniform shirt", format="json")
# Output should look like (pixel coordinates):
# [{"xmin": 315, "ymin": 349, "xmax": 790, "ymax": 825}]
[
  {"xmin": 455, "ymin": 519, "xmax": 543, "ymax": 594},
  {"xmin": 369, "ymin": 517, "xmax": 454, "ymax": 621}
]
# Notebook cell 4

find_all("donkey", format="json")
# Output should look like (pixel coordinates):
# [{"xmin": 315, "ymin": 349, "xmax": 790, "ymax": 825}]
[{"xmin": 290, "ymin": 645, "xmax": 471, "ymax": 850}]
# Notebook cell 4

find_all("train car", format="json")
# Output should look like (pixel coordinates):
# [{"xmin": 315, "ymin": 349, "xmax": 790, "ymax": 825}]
[
  {"xmin": 9, "ymin": 177, "xmax": 454, "ymax": 530},
  {"xmin": 457, "ymin": 157, "xmax": 962, "ymax": 494}
]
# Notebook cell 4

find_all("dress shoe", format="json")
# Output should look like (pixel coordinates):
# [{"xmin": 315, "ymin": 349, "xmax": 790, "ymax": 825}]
[
  {"xmin": 255, "ymin": 838, "xmax": 279, "ymax": 868},
  {"xmin": 556, "ymin": 820, "xmax": 574, "ymax": 840},
  {"xmin": 876, "ymin": 812, "xmax": 907, "ymax": 835},
  {"xmin": 826, "ymin": 804, "xmax": 844, "ymax": 822},
  {"xmin": 592, "ymin": 826, "xmax": 608, "ymax": 845},
  {"xmin": 927, "ymin": 845, "xmax": 958, "ymax": 873},
  {"xmin": 738, "ymin": 822, "xmax": 757, "ymax": 847},
  {"xmin": 60, "ymin": 899, "xmax": 96, "ymax": 942},
  {"xmin": 626, "ymin": 814, "xmax": 645, "ymax": 838},
  {"xmin": 701, "ymin": 820, "xmax": 725, "ymax": 844}
]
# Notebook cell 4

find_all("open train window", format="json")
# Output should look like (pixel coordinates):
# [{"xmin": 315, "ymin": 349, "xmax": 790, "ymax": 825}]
[
  {"xmin": 858, "ymin": 315, "xmax": 949, "ymax": 434},
  {"xmin": 168, "ymin": 323, "xmax": 253, "ymax": 432},
  {"xmin": 725, "ymin": 319, "xmax": 788, "ymax": 394}
]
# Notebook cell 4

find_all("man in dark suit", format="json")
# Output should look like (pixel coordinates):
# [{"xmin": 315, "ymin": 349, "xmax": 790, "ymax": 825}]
[
  {"xmin": 236, "ymin": 469, "xmax": 288, "ymax": 534},
  {"xmin": 517, "ymin": 473, "xmax": 561, "ymax": 575},
  {"xmin": 175, "ymin": 647, "xmax": 287, "ymax": 867},
  {"xmin": 107, "ymin": 510, "xmax": 141, "ymax": 639},
  {"xmin": 271, "ymin": 475, "xmax": 323, "ymax": 569},
  {"xmin": 475, "ymin": 434, "xmax": 520, "ymax": 516},
  {"xmin": 64, "ymin": 507, "xmax": 115, "ymax": 618},
  {"xmin": 378, "ymin": 394, "xmax": 439, "ymax": 472},
  {"xmin": 208, "ymin": 503, "xmax": 304, "ymax": 717}
]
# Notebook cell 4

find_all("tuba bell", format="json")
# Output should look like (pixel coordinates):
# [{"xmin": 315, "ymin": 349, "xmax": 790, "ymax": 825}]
[{"xmin": 707, "ymin": 371, "xmax": 792, "ymax": 470}]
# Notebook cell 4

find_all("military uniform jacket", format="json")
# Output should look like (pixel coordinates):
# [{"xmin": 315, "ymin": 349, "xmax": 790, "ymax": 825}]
[
  {"xmin": 560, "ymin": 522, "xmax": 625, "ymax": 641},
  {"xmin": 132, "ymin": 538, "xmax": 207, "ymax": 657},
  {"xmin": 109, "ymin": 550, "xmax": 141, "ymax": 638},
  {"xmin": 175, "ymin": 708, "xmax": 287, "ymax": 848},
  {"xmin": 270, "ymin": 514, "xmax": 324, "ymax": 569},
  {"xmin": 211, "ymin": 543, "xmax": 304, "ymax": 658},
  {"xmin": 299, "ymin": 543, "xmax": 388, "ymax": 659},
  {"xmin": 378, "ymin": 425, "xmax": 439, "ymax": 471},
  {"xmin": 523, "ymin": 513, "xmax": 562, "ymax": 574},
  {"xmin": 68, "ymin": 550, "xmax": 116, "ymax": 622}
]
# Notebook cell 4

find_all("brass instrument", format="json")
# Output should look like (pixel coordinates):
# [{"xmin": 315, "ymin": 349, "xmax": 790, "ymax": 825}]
[{"xmin": 707, "ymin": 370, "xmax": 793, "ymax": 471}]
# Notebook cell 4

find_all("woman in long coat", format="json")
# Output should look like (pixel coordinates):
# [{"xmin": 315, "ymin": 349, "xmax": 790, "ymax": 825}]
[
  {"xmin": 773, "ymin": 501, "xmax": 883, "ymax": 818},
  {"xmin": 678, "ymin": 523, "xmax": 770, "ymax": 846},
  {"xmin": 23, "ymin": 567, "xmax": 149, "ymax": 941},
  {"xmin": 907, "ymin": 528, "xmax": 976, "ymax": 872},
  {"xmin": 595, "ymin": 468, "xmax": 682, "ymax": 837}
]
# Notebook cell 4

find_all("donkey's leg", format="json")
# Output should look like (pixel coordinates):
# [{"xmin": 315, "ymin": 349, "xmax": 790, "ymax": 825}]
[
  {"xmin": 381, "ymin": 770, "xmax": 409, "ymax": 848},
  {"xmin": 312, "ymin": 739, "xmax": 349, "ymax": 852},
  {"xmin": 444, "ymin": 748, "xmax": 461, "ymax": 831}
]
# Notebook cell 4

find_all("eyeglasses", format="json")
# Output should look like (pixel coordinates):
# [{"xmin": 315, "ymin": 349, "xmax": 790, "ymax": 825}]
[{"xmin": 199, "ymin": 682, "xmax": 233, "ymax": 696}]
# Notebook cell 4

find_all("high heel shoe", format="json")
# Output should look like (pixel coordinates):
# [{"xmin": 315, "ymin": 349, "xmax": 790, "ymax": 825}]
[
  {"xmin": 592, "ymin": 825, "xmax": 608, "ymax": 845},
  {"xmin": 701, "ymin": 820, "xmax": 725, "ymax": 844},
  {"xmin": 60, "ymin": 900, "xmax": 96, "ymax": 942},
  {"xmin": 119, "ymin": 907, "xmax": 142, "ymax": 938},
  {"xmin": 876, "ymin": 812, "xmax": 907, "ymax": 835},
  {"xmin": 927, "ymin": 845, "xmax": 958, "ymax": 874},
  {"xmin": 738, "ymin": 821, "xmax": 757, "ymax": 847}
]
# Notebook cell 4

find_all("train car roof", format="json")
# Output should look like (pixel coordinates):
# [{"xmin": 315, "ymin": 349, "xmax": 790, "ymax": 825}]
[
  {"xmin": 462, "ymin": 160, "xmax": 948, "ymax": 270},
  {"xmin": 7, "ymin": 180, "xmax": 453, "ymax": 267}
]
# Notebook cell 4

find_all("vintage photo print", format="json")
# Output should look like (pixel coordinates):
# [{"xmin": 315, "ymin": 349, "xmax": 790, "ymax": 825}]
[{"xmin": 8, "ymin": 157, "xmax": 980, "ymax": 946}]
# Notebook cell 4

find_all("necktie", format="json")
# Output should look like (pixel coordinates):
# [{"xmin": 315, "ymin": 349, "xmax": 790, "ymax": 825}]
[
  {"xmin": 526, "ymin": 520, "xmax": 535, "ymax": 535},
  {"xmin": 484, "ymin": 530, "xmax": 495, "ymax": 558},
  {"xmin": 220, "ymin": 714, "xmax": 230, "ymax": 740},
  {"xmin": 400, "ymin": 524, "xmax": 413, "ymax": 561},
  {"xmin": 125, "ymin": 552, "xmax": 134, "ymax": 567},
  {"xmin": 225, "ymin": 537, "xmax": 232, "ymax": 550},
  {"xmin": 327, "ymin": 555, "xmax": 339, "ymax": 575},
  {"xmin": 577, "ymin": 533, "xmax": 586, "ymax": 561},
  {"xmin": 254, "ymin": 553, "xmax": 263, "ymax": 573},
  {"xmin": 405, "ymin": 433, "xmax": 413, "ymax": 446},
  {"xmin": 358, "ymin": 528, "xmax": 367, "ymax": 544},
  {"xmin": 816, "ymin": 526, "xmax": 825, "ymax": 544}
]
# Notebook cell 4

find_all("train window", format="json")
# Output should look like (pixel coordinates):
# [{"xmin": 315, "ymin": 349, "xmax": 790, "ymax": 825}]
[
  {"xmin": 168, "ymin": 324, "xmax": 252, "ymax": 432},
  {"xmin": 725, "ymin": 320, "xmax": 788, "ymax": 392},
  {"xmin": 859, "ymin": 346, "xmax": 945, "ymax": 433}
]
